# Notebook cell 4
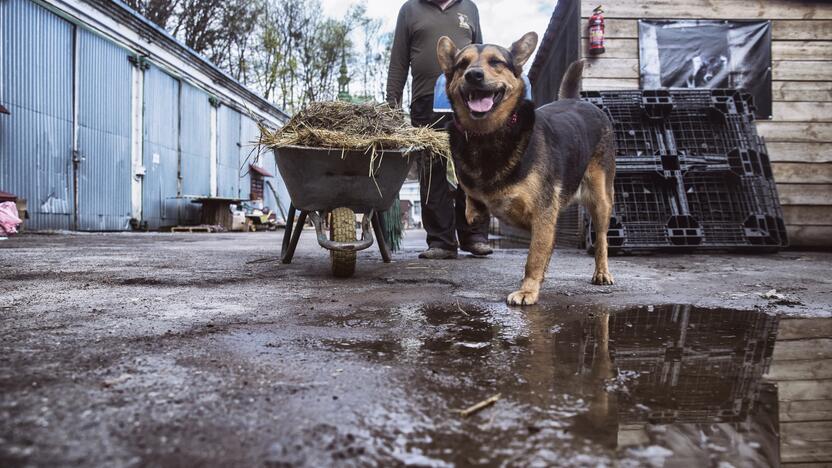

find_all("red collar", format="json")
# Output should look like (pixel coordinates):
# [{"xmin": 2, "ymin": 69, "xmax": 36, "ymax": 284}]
[{"xmin": 453, "ymin": 112, "xmax": 519, "ymax": 136}]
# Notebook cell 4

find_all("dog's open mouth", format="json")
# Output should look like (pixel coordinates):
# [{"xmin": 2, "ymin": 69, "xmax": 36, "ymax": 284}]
[{"xmin": 465, "ymin": 88, "xmax": 504, "ymax": 118}]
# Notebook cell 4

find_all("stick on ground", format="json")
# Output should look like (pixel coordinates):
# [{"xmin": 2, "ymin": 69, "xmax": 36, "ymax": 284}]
[{"xmin": 458, "ymin": 393, "xmax": 501, "ymax": 418}]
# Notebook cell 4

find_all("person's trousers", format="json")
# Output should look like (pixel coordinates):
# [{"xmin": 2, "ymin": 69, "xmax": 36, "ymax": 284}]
[{"xmin": 411, "ymin": 94, "xmax": 489, "ymax": 251}]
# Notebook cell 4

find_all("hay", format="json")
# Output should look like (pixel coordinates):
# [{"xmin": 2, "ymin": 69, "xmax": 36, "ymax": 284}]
[{"xmin": 259, "ymin": 101, "xmax": 451, "ymax": 160}]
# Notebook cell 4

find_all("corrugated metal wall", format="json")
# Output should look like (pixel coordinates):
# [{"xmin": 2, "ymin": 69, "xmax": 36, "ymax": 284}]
[
  {"xmin": 142, "ymin": 65, "xmax": 180, "ymax": 229},
  {"xmin": 217, "ymin": 105, "xmax": 241, "ymax": 199},
  {"xmin": 0, "ymin": 0, "xmax": 74, "ymax": 230},
  {"xmin": 239, "ymin": 115, "xmax": 260, "ymax": 200},
  {"xmin": 77, "ymin": 29, "xmax": 132, "ymax": 231},
  {"xmin": 179, "ymin": 82, "xmax": 211, "ymax": 223}
]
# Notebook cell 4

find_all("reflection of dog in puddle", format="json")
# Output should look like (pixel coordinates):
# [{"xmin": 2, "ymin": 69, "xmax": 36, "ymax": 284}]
[{"xmin": 685, "ymin": 55, "xmax": 728, "ymax": 88}]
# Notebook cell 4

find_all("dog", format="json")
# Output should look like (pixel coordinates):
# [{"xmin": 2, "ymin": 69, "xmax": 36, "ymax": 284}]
[{"xmin": 436, "ymin": 32, "xmax": 616, "ymax": 306}]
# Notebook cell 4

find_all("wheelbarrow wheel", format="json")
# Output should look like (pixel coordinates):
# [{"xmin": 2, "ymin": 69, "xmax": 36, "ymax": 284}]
[{"xmin": 330, "ymin": 207, "xmax": 357, "ymax": 277}]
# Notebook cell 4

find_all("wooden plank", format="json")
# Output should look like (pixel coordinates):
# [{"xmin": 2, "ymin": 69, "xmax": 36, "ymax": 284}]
[
  {"xmin": 580, "ymin": 38, "xmax": 639, "ymax": 59},
  {"xmin": 767, "ymin": 143, "xmax": 832, "ymax": 163},
  {"xmin": 583, "ymin": 58, "xmax": 639, "ymax": 79},
  {"xmin": 583, "ymin": 19, "xmax": 832, "ymax": 41},
  {"xmin": 787, "ymin": 225, "xmax": 832, "ymax": 247},
  {"xmin": 583, "ymin": 1, "xmax": 832, "ymax": 20},
  {"xmin": 772, "ymin": 102, "xmax": 832, "ymax": 123},
  {"xmin": 778, "ymin": 380, "xmax": 832, "ymax": 401},
  {"xmin": 581, "ymin": 19, "xmax": 637, "ymax": 39},
  {"xmin": 759, "ymin": 123, "xmax": 832, "ymax": 144},
  {"xmin": 777, "ymin": 184, "xmax": 832, "ymax": 205},
  {"xmin": 773, "ymin": 162, "xmax": 832, "ymax": 184},
  {"xmin": 781, "ymin": 400, "xmax": 832, "ymax": 423},
  {"xmin": 774, "ymin": 339, "xmax": 832, "ymax": 361},
  {"xmin": 774, "ymin": 41, "xmax": 832, "ymax": 61},
  {"xmin": 774, "ymin": 61, "xmax": 832, "ymax": 82},
  {"xmin": 781, "ymin": 441, "xmax": 832, "ymax": 464},
  {"xmin": 769, "ymin": 360, "xmax": 832, "ymax": 381},
  {"xmin": 779, "ymin": 319, "xmax": 832, "ymax": 341},
  {"xmin": 581, "ymin": 77, "xmax": 640, "ymax": 90},
  {"xmin": 772, "ymin": 81, "xmax": 832, "ymax": 102},
  {"xmin": 784, "ymin": 206, "xmax": 832, "ymax": 226},
  {"xmin": 782, "ymin": 421, "xmax": 832, "ymax": 442},
  {"xmin": 773, "ymin": 20, "xmax": 832, "ymax": 40}
]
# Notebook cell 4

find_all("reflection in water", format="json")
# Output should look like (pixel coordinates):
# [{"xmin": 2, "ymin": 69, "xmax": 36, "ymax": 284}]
[
  {"xmin": 553, "ymin": 305, "xmax": 781, "ymax": 466},
  {"xmin": 307, "ymin": 303, "xmax": 807, "ymax": 466}
]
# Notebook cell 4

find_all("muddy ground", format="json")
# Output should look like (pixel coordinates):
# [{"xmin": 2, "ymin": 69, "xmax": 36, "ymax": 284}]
[{"xmin": 1, "ymin": 231, "xmax": 830, "ymax": 466}]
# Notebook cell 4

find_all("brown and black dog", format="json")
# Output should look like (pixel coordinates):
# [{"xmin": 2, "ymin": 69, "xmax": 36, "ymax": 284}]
[{"xmin": 436, "ymin": 32, "xmax": 616, "ymax": 306}]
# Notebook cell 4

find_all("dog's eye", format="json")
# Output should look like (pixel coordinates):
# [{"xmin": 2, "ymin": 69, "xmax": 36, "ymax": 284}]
[
  {"xmin": 456, "ymin": 59, "xmax": 470, "ymax": 70},
  {"xmin": 489, "ymin": 59, "xmax": 505, "ymax": 68}
]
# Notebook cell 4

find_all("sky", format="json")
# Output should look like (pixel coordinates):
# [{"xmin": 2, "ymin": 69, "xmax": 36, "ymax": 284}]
[{"xmin": 321, "ymin": 0, "xmax": 557, "ymax": 67}]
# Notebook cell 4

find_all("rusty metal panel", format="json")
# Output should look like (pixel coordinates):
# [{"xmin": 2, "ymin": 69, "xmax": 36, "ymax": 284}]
[
  {"xmin": 142, "ymin": 64, "xmax": 180, "ymax": 229},
  {"xmin": 217, "ymin": 105, "xmax": 240, "ymax": 199},
  {"xmin": 0, "ymin": 0, "xmax": 73, "ymax": 230},
  {"xmin": 77, "ymin": 28, "xmax": 132, "ymax": 231}
]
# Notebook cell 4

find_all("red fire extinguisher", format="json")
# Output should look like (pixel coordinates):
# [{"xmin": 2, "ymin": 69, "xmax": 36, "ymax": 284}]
[{"xmin": 589, "ymin": 5, "xmax": 605, "ymax": 55}]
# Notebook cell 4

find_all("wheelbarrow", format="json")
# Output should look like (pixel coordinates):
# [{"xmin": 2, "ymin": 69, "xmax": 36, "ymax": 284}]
[{"xmin": 274, "ymin": 145, "xmax": 416, "ymax": 277}]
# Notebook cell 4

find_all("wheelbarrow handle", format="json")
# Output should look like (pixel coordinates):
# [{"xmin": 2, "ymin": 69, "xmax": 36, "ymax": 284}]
[{"xmin": 308, "ymin": 211, "xmax": 375, "ymax": 252}]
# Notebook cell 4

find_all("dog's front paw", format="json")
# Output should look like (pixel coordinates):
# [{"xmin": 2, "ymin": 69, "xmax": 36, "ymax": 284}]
[
  {"xmin": 507, "ymin": 289, "xmax": 539, "ymax": 306},
  {"xmin": 592, "ymin": 271, "xmax": 615, "ymax": 285},
  {"xmin": 465, "ymin": 205, "xmax": 484, "ymax": 225}
]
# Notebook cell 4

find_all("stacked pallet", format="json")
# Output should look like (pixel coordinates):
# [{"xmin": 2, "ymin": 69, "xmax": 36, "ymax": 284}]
[{"xmin": 558, "ymin": 88, "xmax": 788, "ymax": 253}]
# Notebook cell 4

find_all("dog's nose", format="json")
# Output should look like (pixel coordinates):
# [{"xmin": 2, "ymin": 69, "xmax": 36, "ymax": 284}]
[{"xmin": 465, "ymin": 68, "xmax": 485, "ymax": 84}]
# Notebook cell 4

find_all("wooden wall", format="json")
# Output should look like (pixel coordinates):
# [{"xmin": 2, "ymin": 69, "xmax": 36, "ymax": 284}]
[{"xmin": 579, "ymin": 1, "xmax": 832, "ymax": 248}]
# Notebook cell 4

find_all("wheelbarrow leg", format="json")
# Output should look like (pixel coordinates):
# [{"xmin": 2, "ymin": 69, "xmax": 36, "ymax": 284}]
[
  {"xmin": 281, "ymin": 204, "xmax": 297, "ymax": 258},
  {"xmin": 372, "ymin": 211, "xmax": 392, "ymax": 263},
  {"xmin": 282, "ymin": 210, "xmax": 307, "ymax": 264}
]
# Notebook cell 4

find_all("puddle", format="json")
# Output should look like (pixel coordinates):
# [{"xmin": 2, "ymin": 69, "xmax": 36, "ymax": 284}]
[{"xmin": 241, "ymin": 304, "xmax": 830, "ymax": 466}]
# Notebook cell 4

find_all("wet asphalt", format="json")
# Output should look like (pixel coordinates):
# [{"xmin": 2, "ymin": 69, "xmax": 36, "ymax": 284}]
[{"xmin": 1, "ymin": 230, "xmax": 830, "ymax": 466}]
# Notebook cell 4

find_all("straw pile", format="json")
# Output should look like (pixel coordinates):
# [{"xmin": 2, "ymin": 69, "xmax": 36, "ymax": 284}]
[{"xmin": 259, "ymin": 101, "xmax": 450, "ymax": 160}]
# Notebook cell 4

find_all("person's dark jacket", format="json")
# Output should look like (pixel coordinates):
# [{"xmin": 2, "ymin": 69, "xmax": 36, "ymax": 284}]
[{"xmin": 386, "ymin": 0, "xmax": 482, "ymax": 107}]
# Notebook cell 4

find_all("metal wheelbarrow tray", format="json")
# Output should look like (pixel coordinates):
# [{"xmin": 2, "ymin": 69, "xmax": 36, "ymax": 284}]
[{"xmin": 274, "ymin": 145, "xmax": 416, "ymax": 277}]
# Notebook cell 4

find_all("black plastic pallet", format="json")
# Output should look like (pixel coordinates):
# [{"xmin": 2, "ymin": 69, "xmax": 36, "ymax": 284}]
[
  {"xmin": 580, "ymin": 89, "xmax": 768, "ymax": 178},
  {"xmin": 556, "ymin": 88, "xmax": 788, "ymax": 254},
  {"xmin": 557, "ymin": 170, "xmax": 787, "ymax": 253}
]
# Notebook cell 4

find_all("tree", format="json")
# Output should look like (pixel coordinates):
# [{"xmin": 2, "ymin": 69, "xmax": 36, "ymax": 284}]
[{"xmin": 126, "ymin": 0, "xmax": 390, "ymax": 113}]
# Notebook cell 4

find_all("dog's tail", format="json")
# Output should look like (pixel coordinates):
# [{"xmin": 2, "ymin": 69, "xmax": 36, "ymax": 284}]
[{"xmin": 558, "ymin": 60, "xmax": 584, "ymax": 100}]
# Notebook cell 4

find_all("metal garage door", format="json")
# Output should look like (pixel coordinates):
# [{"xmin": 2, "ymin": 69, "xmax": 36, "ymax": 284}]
[
  {"xmin": 142, "ymin": 65, "xmax": 180, "ymax": 229},
  {"xmin": 0, "ymin": 0, "xmax": 73, "ymax": 230},
  {"xmin": 179, "ymin": 82, "xmax": 211, "ymax": 223},
  {"xmin": 77, "ymin": 29, "xmax": 132, "ymax": 231}
]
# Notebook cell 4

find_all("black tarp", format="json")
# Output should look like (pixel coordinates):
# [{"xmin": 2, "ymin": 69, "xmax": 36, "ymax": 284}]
[
  {"xmin": 528, "ymin": 0, "xmax": 580, "ymax": 106},
  {"xmin": 639, "ymin": 20, "xmax": 772, "ymax": 119}
]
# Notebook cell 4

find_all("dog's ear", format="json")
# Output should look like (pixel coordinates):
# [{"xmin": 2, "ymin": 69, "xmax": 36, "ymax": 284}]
[
  {"xmin": 437, "ymin": 36, "xmax": 458, "ymax": 75},
  {"xmin": 510, "ymin": 32, "xmax": 539, "ymax": 70}
]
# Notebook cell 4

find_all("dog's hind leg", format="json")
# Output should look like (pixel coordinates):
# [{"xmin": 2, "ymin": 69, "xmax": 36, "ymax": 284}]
[
  {"xmin": 507, "ymin": 207, "xmax": 558, "ymax": 306},
  {"xmin": 582, "ymin": 161, "xmax": 615, "ymax": 285}
]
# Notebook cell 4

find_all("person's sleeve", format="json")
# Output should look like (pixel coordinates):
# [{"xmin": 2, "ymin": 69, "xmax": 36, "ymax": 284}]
[
  {"xmin": 472, "ymin": 5, "xmax": 483, "ymax": 44},
  {"xmin": 386, "ymin": 5, "xmax": 411, "ymax": 107}
]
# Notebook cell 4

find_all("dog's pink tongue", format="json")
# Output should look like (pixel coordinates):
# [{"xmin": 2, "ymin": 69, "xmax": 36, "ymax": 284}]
[{"xmin": 467, "ymin": 95, "xmax": 494, "ymax": 113}]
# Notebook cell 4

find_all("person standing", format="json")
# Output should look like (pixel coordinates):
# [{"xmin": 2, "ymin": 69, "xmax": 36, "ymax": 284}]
[{"xmin": 387, "ymin": 0, "xmax": 493, "ymax": 259}]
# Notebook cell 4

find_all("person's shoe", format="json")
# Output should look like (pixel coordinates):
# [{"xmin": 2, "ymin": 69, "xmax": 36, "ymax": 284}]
[
  {"xmin": 461, "ymin": 241, "xmax": 493, "ymax": 256},
  {"xmin": 418, "ymin": 247, "xmax": 458, "ymax": 260}
]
